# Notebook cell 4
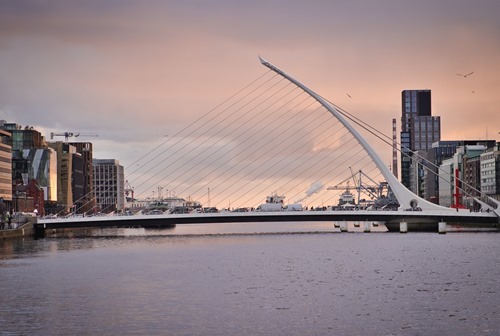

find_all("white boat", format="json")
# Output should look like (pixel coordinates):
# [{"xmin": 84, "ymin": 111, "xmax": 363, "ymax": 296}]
[
  {"xmin": 255, "ymin": 193, "xmax": 285, "ymax": 212},
  {"xmin": 338, "ymin": 189, "xmax": 355, "ymax": 206}
]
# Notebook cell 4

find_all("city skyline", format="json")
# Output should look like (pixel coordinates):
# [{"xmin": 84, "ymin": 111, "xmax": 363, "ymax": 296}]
[{"xmin": 1, "ymin": 1, "xmax": 499, "ymax": 186}]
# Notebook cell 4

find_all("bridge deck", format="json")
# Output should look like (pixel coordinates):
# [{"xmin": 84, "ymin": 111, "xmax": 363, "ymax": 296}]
[{"xmin": 37, "ymin": 210, "xmax": 499, "ymax": 231}]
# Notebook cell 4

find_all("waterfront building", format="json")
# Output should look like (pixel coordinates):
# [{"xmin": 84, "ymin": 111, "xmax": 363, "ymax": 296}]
[
  {"xmin": 480, "ymin": 143, "xmax": 500, "ymax": 200},
  {"xmin": 0, "ymin": 122, "xmax": 45, "ymax": 186},
  {"xmin": 0, "ymin": 120, "xmax": 100, "ymax": 215},
  {"xmin": 1, "ymin": 122, "xmax": 44, "ymax": 151},
  {"xmin": 400, "ymin": 90, "xmax": 441, "ymax": 190},
  {"xmin": 0, "ymin": 121, "xmax": 57, "ymax": 213},
  {"xmin": 421, "ymin": 140, "xmax": 495, "ymax": 204},
  {"xmin": 93, "ymin": 159, "xmax": 125, "ymax": 213},
  {"xmin": 48, "ymin": 142, "xmax": 83, "ymax": 214},
  {"xmin": 409, "ymin": 150, "xmax": 429, "ymax": 199},
  {"xmin": 68, "ymin": 142, "xmax": 95, "ymax": 214},
  {"xmin": 13, "ymin": 179, "xmax": 45, "ymax": 216},
  {"xmin": 438, "ymin": 157, "xmax": 454, "ymax": 207},
  {"xmin": 463, "ymin": 148, "xmax": 484, "ymax": 198},
  {"xmin": 438, "ymin": 145, "xmax": 488, "ymax": 207},
  {"xmin": 460, "ymin": 145, "xmax": 487, "ymax": 207},
  {"xmin": 0, "ymin": 129, "xmax": 12, "ymax": 212},
  {"xmin": 21, "ymin": 148, "xmax": 58, "ymax": 202}
]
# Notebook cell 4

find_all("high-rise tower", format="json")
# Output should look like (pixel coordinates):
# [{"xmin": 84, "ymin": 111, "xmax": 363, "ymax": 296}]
[{"xmin": 400, "ymin": 90, "xmax": 440, "ymax": 189}]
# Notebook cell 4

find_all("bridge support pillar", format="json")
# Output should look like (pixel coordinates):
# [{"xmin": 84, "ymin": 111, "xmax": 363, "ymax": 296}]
[
  {"xmin": 34, "ymin": 224, "xmax": 46, "ymax": 239},
  {"xmin": 340, "ymin": 221, "xmax": 348, "ymax": 232},
  {"xmin": 438, "ymin": 222, "xmax": 447, "ymax": 234},
  {"xmin": 363, "ymin": 222, "xmax": 371, "ymax": 233},
  {"xmin": 399, "ymin": 221, "xmax": 407, "ymax": 233}
]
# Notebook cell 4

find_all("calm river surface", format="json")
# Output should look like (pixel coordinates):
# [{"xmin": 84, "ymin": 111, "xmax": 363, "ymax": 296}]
[{"xmin": 1, "ymin": 222, "xmax": 499, "ymax": 335}]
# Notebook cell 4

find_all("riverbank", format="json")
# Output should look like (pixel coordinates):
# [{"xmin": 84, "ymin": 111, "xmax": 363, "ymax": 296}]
[{"xmin": 0, "ymin": 217, "xmax": 36, "ymax": 240}]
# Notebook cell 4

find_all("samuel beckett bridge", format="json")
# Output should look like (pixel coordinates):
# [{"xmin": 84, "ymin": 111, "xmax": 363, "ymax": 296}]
[{"xmin": 36, "ymin": 57, "xmax": 500, "ymax": 236}]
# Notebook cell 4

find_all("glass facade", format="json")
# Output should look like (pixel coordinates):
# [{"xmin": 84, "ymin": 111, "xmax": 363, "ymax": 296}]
[
  {"xmin": 400, "ymin": 90, "xmax": 440, "ymax": 191},
  {"xmin": 21, "ymin": 148, "xmax": 58, "ymax": 201}
]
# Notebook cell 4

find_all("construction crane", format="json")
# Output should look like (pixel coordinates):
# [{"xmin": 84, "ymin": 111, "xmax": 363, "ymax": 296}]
[{"xmin": 50, "ymin": 131, "xmax": 98, "ymax": 143}]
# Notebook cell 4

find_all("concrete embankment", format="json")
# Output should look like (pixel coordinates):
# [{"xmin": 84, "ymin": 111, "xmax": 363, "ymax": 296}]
[{"xmin": 0, "ymin": 217, "xmax": 36, "ymax": 240}]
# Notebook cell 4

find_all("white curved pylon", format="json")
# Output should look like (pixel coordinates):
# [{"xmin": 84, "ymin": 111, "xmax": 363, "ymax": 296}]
[{"xmin": 259, "ymin": 56, "xmax": 451, "ymax": 212}]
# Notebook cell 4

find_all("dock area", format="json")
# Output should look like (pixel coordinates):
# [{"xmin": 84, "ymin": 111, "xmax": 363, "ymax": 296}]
[{"xmin": 0, "ymin": 218, "xmax": 36, "ymax": 240}]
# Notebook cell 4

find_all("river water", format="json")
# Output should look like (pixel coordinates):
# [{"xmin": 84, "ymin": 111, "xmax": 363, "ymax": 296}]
[{"xmin": 1, "ymin": 222, "xmax": 499, "ymax": 335}]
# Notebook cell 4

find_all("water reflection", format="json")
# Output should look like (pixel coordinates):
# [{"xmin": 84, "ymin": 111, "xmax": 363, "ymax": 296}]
[
  {"xmin": 91, "ymin": 221, "xmax": 387, "ymax": 237},
  {"xmin": 1, "ymin": 221, "xmax": 386, "ymax": 260},
  {"xmin": 0, "ymin": 236, "xmax": 99, "ymax": 260}
]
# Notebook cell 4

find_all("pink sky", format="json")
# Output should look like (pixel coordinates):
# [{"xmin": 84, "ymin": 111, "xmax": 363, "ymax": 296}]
[{"xmin": 1, "ymin": 1, "xmax": 499, "ymax": 206}]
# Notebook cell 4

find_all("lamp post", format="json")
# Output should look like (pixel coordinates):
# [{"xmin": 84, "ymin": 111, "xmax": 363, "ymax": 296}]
[{"xmin": 157, "ymin": 186, "xmax": 163, "ymax": 200}]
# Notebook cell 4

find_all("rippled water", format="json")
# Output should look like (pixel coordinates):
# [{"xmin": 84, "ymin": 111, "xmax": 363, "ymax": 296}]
[{"xmin": 1, "ymin": 223, "xmax": 499, "ymax": 335}]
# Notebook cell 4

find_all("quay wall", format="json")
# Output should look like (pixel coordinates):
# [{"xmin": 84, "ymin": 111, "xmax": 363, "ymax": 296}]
[{"xmin": 0, "ymin": 217, "xmax": 37, "ymax": 240}]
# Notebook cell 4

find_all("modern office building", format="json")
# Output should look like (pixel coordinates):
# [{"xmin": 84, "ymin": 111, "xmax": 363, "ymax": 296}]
[
  {"xmin": 93, "ymin": 159, "xmax": 125, "ymax": 213},
  {"xmin": 438, "ymin": 145, "xmax": 489, "ymax": 207},
  {"xmin": 462, "ymin": 151, "xmax": 488, "ymax": 211},
  {"xmin": 0, "ymin": 120, "xmax": 100, "ymax": 215},
  {"xmin": 480, "ymin": 144, "xmax": 500, "ymax": 199},
  {"xmin": 21, "ymin": 148, "xmax": 58, "ymax": 202},
  {"xmin": 1, "ymin": 122, "xmax": 45, "ymax": 186},
  {"xmin": 1, "ymin": 122, "xmax": 44, "ymax": 151},
  {"xmin": 409, "ymin": 150, "xmax": 430, "ymax": 199},
  {"xmin": 0, "ymin": 121, "xmax": 54, "ymax": 213},
  {"xmin": 425, "ymin": 140, "xmax": 496, "ymax": 203},
  {"xmin": 400, "ymin": 90, "xmax": 441, "ymax": 190},
  {"xmin": 48, "ymin": 142, "xmax": 84, "ymax": 214},
  {"xmin": 438, "ymin": 157, "xmax": 454, "ymax": 207},
  {"xmin": 69, "ymin": 142, "xmax": 95, "ymax": 213}
]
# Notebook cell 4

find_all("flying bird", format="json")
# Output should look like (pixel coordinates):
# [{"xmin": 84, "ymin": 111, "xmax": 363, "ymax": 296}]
[
  {"xmin": 456, "ymin": 72, "xmax": 474, "ymax": 78},
  {"xmin": 346, "ymin": 93, "xmax": 352, "ymax": 98}
]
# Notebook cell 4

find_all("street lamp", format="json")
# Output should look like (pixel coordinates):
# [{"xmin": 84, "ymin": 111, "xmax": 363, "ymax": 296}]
[{"xmin": 158, "ymin": 186, "xmax": 163, "ymax": 200}]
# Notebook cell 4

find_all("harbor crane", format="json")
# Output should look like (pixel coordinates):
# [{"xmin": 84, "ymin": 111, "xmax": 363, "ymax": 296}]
[
  {"xmin": 125, "ymin": 180, "xmax": 135, "ymax": 203},
  {"xmin": 50, "ymin": 131, "xmax": 98, "ymax": 143},
  {"xmin": 327, "ymin": 168, "xmax": 388, "ymax": 205}
]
